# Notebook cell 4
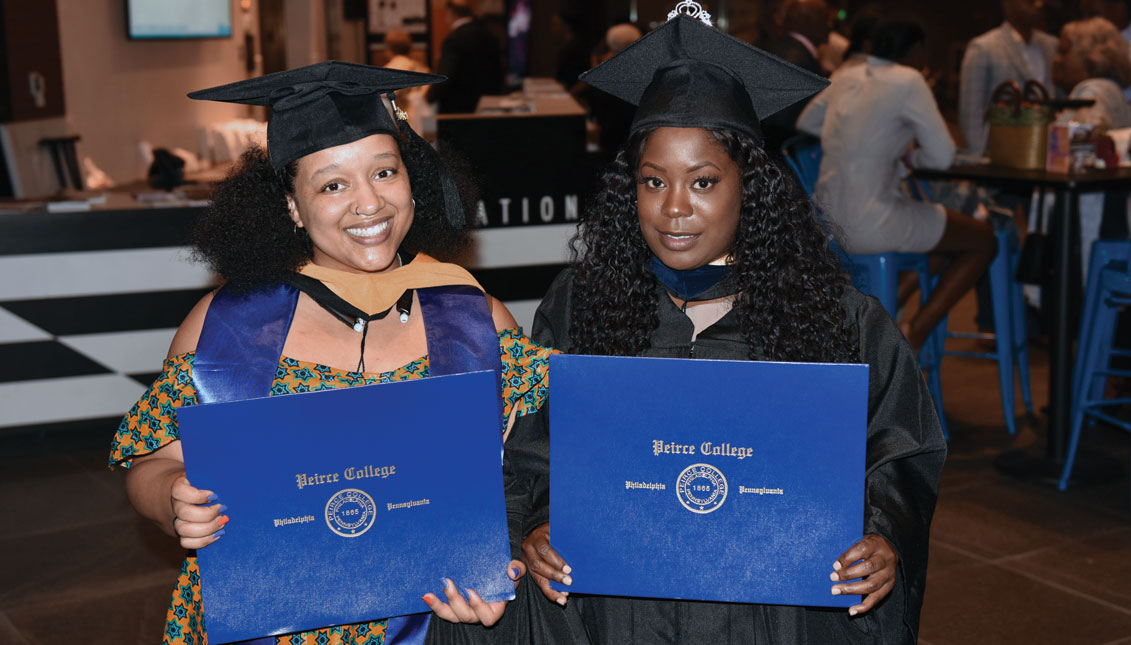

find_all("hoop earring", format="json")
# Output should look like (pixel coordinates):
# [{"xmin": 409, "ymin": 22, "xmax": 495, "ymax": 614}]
[{"xmin": 412, "ymin": 198, "xmax": 416, "ymax": 207}]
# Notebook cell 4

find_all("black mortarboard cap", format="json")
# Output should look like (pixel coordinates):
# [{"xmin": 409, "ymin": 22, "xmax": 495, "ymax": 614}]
[
  {"xmin": 580, "ymin": 12, "xmax": 828, "ymax": 141},
  {"xmin": 189, "ymin": 60, "xmax": 445, "ymax": 169}
]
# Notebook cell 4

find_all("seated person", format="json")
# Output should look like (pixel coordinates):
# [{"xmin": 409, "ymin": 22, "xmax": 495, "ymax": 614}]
[{"xmin": 799, "ymin": 18, "xmax": 996, "ymax": 351}]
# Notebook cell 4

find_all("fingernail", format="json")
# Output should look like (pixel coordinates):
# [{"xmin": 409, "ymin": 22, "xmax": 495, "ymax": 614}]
[
  {"xmin": 831, "ymin": 587, "xmax": 841, "ymax": 595},
  {"xmin": 830, "ymin": 571, "xmax": 839, "ymax": 581},
  {"xmin": 562, "ymin": 575, "xmax": 573, "ymax": 586},
  {"xmin": 556, "ymin": 597, "xmax": 566, "ymax": 606},
  {"xmin": 207, "ymin": 493, "xmax": 218, "ymax": 502},
  {"xmin": 832, "ymin": 561, "xmax": 842, "ymax": 571},
  {"xmin": 465, "ymin": 588, "xmax": 475, "ymax": 601},
  {"xmin": 217, "ymin": 504, "xmax": 228, "ymax": 513},
  {"xmin": 422, "ymin": 595, "xmax": 432, "ymax": 606},
  {"xmin": 440, "ymin": 578, "xmax": 450, "ymax": 590},
  {"xmin": 562, "ymin": 565, "xmax": 572, "ymax": 574},
  {"xmin": 213, "ymin": 529, "xmax": 225, "ymax": 538},
  {"xmin": 509, "ymin": 567, "xmax": 519, "ymax": 579},
  {"xmin": 218, "ymin": 515, "xmax": 230, "ymax": 527},
  {"xmin": 849, "ymin": 608, "xmax": 858, "ymax": 616}
]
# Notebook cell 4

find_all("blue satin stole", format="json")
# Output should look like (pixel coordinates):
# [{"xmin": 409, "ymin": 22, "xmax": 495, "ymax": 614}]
[{"xmin": 194, "ymin": 282, "xmax": 503, "ymax": 645}]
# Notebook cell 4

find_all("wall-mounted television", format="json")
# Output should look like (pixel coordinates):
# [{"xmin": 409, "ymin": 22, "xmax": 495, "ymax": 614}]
[{"xmin": 127, "ymin": 0, "xmax": 233, "ymax": 39}]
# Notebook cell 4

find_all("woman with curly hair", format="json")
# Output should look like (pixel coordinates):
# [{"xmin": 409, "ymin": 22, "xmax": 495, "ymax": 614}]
[
  {"xmin": 109, "ymin": 62, "xmax": 552, "ymax": 644},
  {"xmin": 1051, "ymin": 17, "xmax": 1131, "ymax": 277},
  {"xmin": 1054, "ymin": 16, "xmax": 1131, "ymax": 130},
  {"xmin": 505, "ymin": 10, "xmax": 947, "ymax": 644}
]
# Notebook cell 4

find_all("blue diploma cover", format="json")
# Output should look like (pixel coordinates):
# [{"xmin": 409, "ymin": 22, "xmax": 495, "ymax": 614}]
[
  {"xmin": 178, "ymin": 370, "xmax": 513, "ymax": 644},
  {"xmin": 548, "ymin": 355, "xmax": 867, "ymax": 607}
]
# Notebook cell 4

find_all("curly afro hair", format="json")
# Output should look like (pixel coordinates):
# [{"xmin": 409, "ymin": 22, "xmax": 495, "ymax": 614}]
[
  {"xmin": 192, "ymin": 132, "xmax": 470, "ymax": 292},
  {"xmin": 568, "ymin": 127, "xmax": 858, "ymax": 363}
]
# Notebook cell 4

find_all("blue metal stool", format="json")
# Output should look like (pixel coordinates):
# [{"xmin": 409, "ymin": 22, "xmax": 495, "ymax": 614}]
[
  {"xmin": 937, "ymin": 224, "xmax": 1034, "ymax": 435},
  {"xmin": 908, "ymin": 178, "xmax": 1033, "ymax": 435},
  {"xmin": 782, "ymin": 135, "xmax": 821, "ymax": 194},
  {"xmin": 1058, "ymin": 240, "xmax": 1131, "ymax": 491},
  {"xmin": 783, "ymin": 137, "xmax": 948, "ymax": 436},
  {"xmin": 841, "ymin": 252, "xmax": 948, "ymax": 438}
]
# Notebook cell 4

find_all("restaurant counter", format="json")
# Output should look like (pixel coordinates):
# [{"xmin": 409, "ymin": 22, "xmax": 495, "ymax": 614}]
[{"xmin": 0, "ymin": 191, "xmax": 576, "ymax": 437}]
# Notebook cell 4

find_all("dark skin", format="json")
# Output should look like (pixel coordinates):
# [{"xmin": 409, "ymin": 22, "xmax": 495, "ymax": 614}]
[
  {"xmin": 1003, "ymin": 0, "xmax": 1044, "ymax": 43},
  {"xmin": 522, "ymin": 126, "xmax": 899, "ymax": 616}
]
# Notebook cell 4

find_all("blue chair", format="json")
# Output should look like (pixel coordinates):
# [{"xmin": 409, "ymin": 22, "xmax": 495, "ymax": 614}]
[
  {"xmin": 842, "ymin": 251, "xmax": 949, "ymax": 438},
  {"xmin": 1058, "ymin": 240, "xmax": 1131, "ymax": 491},
  {"xmin": 782, "ymin": 137, "xmax": 948, "ymax": 435},
  {"xmin": 910, "ymin": 178, "xmax": 1034, "ymax": 434},
  {"xmin": 782, "ymin": 135, "xmax": 822, "ymax": 195},
  {"xmin": 940, "ymin": 225, "xmax": 1034, "ymax": 435}
]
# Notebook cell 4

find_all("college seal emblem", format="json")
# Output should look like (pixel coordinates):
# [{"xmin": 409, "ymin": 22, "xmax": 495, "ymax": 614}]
[
  {"xmin": 676, "ymin": 463, "xmax": 728, "ymax": 514},
  {"xmin": 325, "ymin": 488, "xmax": 377, "ymax": 537}
]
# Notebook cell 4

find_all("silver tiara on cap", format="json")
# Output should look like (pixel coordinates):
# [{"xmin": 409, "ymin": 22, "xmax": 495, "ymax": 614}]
[{"xmin": 668, "ymin": 1, "xmax": 712, "ymax": 26}]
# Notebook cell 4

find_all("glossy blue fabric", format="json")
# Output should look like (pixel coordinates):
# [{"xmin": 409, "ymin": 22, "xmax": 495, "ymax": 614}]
[
  {"xmin": 194, "ymin": 281, "xmax": 502, "ymax": 645},
  {"xmin": 647, "ymin": 255, "xmax": 732, "ymax": 301},
  {"xmin": 418, "ymin": 285, "xmax": 504, "ymax": 432},
  {"xmin": 194, "ymin": 284, "xmax": 299, "ymax": 405}
]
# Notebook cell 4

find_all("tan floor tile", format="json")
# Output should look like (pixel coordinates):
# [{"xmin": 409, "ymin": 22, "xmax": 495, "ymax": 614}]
[
  {"xmin": 5, "ymin": 580, "xmax": 171, "ymax": 645},
  {"xmin": 1000, "ymin": 527, "xmax": 1131, "ymax": 609},
  {"xmin": 926, "ymin": 539, "xmax": 984, "ymax": 580},
  {"xmin": 920, "ymin": 563, "xmax": 1131, "ymax": 645},
  {"xmin": 930, "ymin": 474, "xmax": 1128, "ymax": 560},
  {"xmin": 0, "ymin": 451, "xmax": 132, "ymax": 542},
  {"xmin": 0, "ymin": 513, "xmax": 182, "ymax": 611}
]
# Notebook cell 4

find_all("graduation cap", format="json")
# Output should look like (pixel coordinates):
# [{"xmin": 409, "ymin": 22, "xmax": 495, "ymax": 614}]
[
  {"xmin": 579, "ymin": 5, "xmax": 828, "ymax": 142},
  {"xmin": 191, "ymin": 61, "xmax": 470, "ymax": 228},
  {"xmin": 189, "ymin": 60, "xmax": 444, "ymax": 170}
]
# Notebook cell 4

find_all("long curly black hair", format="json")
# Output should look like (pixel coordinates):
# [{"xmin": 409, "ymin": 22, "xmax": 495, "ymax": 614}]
[
  {"xmin": 193, "ymin": 132, "xmax": 471, "ymax": 291},
  {"xmin": 569, "ymin": 127, "xmax": 857, "ymax": 363}
]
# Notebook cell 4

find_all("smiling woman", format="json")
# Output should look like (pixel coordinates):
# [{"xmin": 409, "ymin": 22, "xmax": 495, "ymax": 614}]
[
  {"xmin": 108, "ymin": 61, "xmax": 555, "ymax": 645},
  {"xmin": 287, "ymin": 135, "xmax": 416, "ymax": 275}
]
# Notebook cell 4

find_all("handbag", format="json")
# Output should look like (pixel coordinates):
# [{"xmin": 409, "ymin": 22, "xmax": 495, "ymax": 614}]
[
  {"xmin": 1015, "ymin": 193, "xmax": 1049, "ymax": 284},
  {"xmin": 987, "ymin": 80, "xmax": 1053, "ymax": 170}
]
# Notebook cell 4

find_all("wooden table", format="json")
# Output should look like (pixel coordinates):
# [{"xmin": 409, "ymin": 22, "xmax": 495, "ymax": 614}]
[{"xmin": 915, "ymin": 165, "xmax": 1131, "ymax": 475}]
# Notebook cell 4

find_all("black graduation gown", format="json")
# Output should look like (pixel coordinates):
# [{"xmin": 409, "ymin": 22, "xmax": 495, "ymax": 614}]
[{"xmin": 501, "ymin": 269, "xmax": 947, "ymax": 644}]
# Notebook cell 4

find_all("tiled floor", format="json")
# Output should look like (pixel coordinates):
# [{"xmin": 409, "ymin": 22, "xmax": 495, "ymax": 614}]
[{"xmin": 2, "ymin": 293, "xmax": 1130, "ymax": 644}]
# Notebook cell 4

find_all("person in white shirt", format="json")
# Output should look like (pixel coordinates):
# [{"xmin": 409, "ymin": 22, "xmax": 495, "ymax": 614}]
[
  {"xmin": 958, "ymin": 0, "xmax": 1058, "ymax": 155},
  {"xmin": 799, "ymin": 18, "xmax": 996, "ymax": 351}
]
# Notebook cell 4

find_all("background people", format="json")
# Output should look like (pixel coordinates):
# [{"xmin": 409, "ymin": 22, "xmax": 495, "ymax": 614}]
[
  {"xmin": 801, "ymin": 18, "xmax": 996, "ymax": 352},
  {"xmin": 959, "ymin": 0, "xmax": 1058, "ymax": 155},
  {"xmin": 573, "ymin": 22, "xmax": 644, "ymax": 161},
  {"xmin": 1053, "ymin": 17, "xmax": 1131, "ymax": 130},
  {"xmin": 426, "ymin": 0, "xmax": 504, "ymax": 114},
  {"xmin": 764, "ymin": 0, "xmax": 832, "ymax": 150}
]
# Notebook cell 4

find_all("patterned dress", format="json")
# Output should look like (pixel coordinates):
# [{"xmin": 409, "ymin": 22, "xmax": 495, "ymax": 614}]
[{"xmin": 109, "ymin": 328, "xmax": 554, "ymax": 645}]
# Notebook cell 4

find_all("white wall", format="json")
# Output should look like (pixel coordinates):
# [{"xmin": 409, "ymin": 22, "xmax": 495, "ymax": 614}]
[
  {"xmin": 285, "ymin": 0, "xmax": 327, "ymax": 69},
  {"xmin": 56, "ymin": 1, "xmax": 261, "ymax": 183}
]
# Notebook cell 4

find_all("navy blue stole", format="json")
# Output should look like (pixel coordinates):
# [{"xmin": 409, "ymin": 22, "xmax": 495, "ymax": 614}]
[{"xmin": 194, "ymin": 282, "xmax": 503, "ymax": 645}]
